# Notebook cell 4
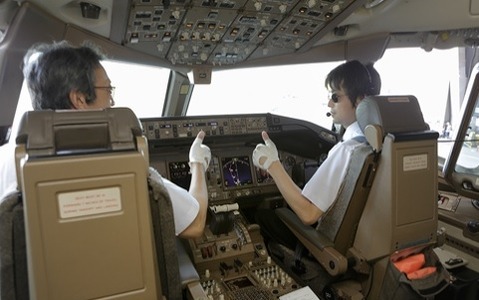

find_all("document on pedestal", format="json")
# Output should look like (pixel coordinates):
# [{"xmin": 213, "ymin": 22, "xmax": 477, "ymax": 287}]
[{"xmin": 279, "ymin": 286, "xmax": 320, "ymax": 300}]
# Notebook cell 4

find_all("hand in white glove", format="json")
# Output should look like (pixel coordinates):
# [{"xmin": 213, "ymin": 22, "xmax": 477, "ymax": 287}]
[
  {"xmin": 253, "ymin": 131, "xmax": 279, "ymax": 170},
  {"xmin": 189, "ymin": 130, "xmax": 211, "ymax": 171}
]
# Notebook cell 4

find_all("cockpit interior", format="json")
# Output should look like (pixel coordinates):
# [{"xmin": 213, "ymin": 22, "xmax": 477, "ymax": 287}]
[{"xmin": 0, "ymin": 0, "xmax": 479, "ymax": 299}]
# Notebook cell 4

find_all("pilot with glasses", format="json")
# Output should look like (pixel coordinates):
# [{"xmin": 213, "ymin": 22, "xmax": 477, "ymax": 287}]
[{"xmin": 0, "ymin": 41, "xmax": 211, "ymax": 239}]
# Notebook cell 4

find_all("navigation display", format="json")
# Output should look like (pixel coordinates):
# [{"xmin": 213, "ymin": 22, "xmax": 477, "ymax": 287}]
[{"xmin": 221, "ymin": 156, "xmax": 253, "ymax": 188}]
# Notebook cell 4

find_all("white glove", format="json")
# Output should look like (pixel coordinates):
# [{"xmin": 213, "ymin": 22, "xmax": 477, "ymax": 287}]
[
  {"xmin": 253, "ymin": 131, "xmax": 279, "ymax": 170},
  {"xmin": 189, "ymin": 131, "xmax": 211, "ymax": 171}
]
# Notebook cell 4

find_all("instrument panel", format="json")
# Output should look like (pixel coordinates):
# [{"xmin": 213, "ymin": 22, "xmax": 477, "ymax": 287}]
[
  {"xmin": 141, "ymin": 113, "xmax": 336, "ymax": 204},
  {"xmin": 142, "ymin": 114, "xmax": 268, "ymax": 140},
  {"xmin": 140, "ymin": 113, "xmax": 336, "ymax": 299}
]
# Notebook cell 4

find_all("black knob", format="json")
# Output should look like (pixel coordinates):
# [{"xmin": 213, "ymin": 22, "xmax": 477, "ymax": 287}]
[{"xmin": 467, "ymin": 220, "xmax": 479, "ymax": 233}]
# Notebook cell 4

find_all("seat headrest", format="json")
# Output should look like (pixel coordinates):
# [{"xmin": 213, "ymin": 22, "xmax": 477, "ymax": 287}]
[
  {"xmin": 354, "ymin": 95, "xmax": 429, "ymax": 151},
  {"xmin": 16, "ymin": 107, "xmax": 143, "ymax": 157},
  {"xmin": 356, "ymin": 95, "xmax": 428, "ymax": 136}
]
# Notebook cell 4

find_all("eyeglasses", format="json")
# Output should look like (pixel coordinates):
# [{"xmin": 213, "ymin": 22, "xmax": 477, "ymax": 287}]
[
  {"xmin": 95, "ymin": 86, "xmax": 116, "ymax": 106},
  {"xmin": 328, "ymin": 92, "xmax": 343, "ymax": 103},
  {"xmin": 95, "ymin": 86, "xmax": 115, "ymax": 97}
]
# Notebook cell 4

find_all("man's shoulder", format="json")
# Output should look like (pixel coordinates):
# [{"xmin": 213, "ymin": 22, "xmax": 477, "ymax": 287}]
[{"xmin": 0, "ymin": 142, "xmax": 18, "ymax": 201}]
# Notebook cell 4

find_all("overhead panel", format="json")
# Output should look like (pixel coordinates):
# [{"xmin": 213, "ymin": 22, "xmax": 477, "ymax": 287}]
[
  {"xmin": 125, "ymin": 0, "xmax": 361, "ymax": 66},
  {"xmin": 169, "ymin": 5, "xmax": 240, "ymax": 65}
]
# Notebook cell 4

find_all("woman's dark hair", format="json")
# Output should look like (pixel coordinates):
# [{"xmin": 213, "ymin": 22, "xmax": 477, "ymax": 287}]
[
  {"xmin": 325, "ymin": 60, "xmax": 381, "ymax": 107},
  {"xmin": 23, "ymin": 40, "xmax": 106, "ymax": 110}
]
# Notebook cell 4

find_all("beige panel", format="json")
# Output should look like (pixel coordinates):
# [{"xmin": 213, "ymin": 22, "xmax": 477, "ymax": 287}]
[
  {"xmin": 353, "ymin": 135, "xmax": 438, "ymax": 261},
  {"xmin": 471, "ymin": 0, "xmax": 479, "ymax": 15},
  {"xmin": 22, "ymin": 152, "xmax": 160, "ymax": 300},
  {"xmin": 395, "ymin": 145, "xmax": 436, "ymax": 226}
]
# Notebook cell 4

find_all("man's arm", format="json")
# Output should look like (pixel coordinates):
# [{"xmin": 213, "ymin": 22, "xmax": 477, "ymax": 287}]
[
  {"xmin": 178, "ymin": 131, "xmax": 211, "ymax": 238},
  {"xmin": 253, "ymin": 131, "xmax": 323, "ymax": 225},
  {"xmin": 267, "ymin": 161, "xmax": 323, "ymax": 225},
  {"xmin": 179, "ymin": 162, "xmax": 208, "ymax": 238}
]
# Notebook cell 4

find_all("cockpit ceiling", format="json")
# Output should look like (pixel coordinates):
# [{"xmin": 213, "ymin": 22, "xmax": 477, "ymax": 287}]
[{"xmin": 124, "ymin": 0, "xmax": 364, "ymax": 66}]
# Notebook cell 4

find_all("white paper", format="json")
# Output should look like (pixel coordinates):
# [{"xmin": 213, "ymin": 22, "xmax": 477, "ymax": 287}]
[{"xmin": 279, "ymin": 286, "xmax": 320, "ymax": 300}]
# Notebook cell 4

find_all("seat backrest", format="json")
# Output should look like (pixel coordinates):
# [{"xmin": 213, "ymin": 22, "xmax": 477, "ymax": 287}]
[
  {"xmin": 276, "ymin": 95, "xmax": 433, "ymax": 277},
  {"xmin": 12, "ymin": 108, "xmax": 162, "ymax": 300},
  {"xmin": 354, "ymin": 95, "xmax": 438, "ymax": 261},
  {"xmin": 313, "ymin": 94, "xmax": 415, "ymax": 256},
  {"xmin": 314, "ymin": 138, "xmax": 377, "ymax": 255},
  {"xmin": 352, "ymin": 96, "xmax": 444, "ymax": 299}
]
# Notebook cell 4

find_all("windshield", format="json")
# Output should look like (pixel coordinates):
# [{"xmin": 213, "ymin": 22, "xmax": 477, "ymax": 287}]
[
  {"xmin": 188, "ymin": 62, "xmax": 338, "ymax": 129},
  {"xmin": 13, "ymin": 46, "xmax": 463, "ymax": 173},
  {"xmin": 187, "ymin": 48, "xmax": 461, "ymax": 137},
  {"xmin": 103, "ymin": 61, "xmax": 169, "ymax": 118}
]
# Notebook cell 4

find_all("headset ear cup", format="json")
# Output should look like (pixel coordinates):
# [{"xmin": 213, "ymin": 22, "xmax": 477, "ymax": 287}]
[
  {"xmin": 365, "ymin": 63, "xmax": 381, "ymax": 95},
  {"xmin": 363, "ymin": 63, "xmax": 373, "ymax": 94}
]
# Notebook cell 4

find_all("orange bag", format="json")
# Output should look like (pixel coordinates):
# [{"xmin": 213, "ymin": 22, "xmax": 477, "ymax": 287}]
[
  {"xmin": 393, "ymin": 253, "xmax": 425, "ymax": 274},
  {"xmin": 406, "ymin": 266, "xmax": 437, "ymax": 280}
]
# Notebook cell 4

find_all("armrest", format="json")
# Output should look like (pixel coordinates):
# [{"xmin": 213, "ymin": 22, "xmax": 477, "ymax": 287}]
[
  {"xmin": 275, "ymin": 207, "xmax": 348, "ymax": 276},
  {"xmin": 176, "ymin": 238, "xmax": 200, "ymax": 286},
  {"xmin": 176, "ymin": 239, "xmax": 208, "ymax": 299}
]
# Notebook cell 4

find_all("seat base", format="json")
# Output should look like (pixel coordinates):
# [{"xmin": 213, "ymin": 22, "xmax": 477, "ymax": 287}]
[{"xmin": 268, "ymin": 241, "xmax": 337, "ymax": 296}]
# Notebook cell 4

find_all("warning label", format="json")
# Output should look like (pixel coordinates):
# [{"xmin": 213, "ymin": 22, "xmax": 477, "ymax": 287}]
[
  {"xmin": 403, "ymin": 154, "xmax": 428, "ymax": 171},
  {"xmin": 58, "ymin": 187, "xmax": 122, "ymax": 219}
]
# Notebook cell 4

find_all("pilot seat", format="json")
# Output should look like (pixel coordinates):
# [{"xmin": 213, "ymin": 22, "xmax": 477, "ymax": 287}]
[
  {"xmin": 0, "ymin": 108, "xmax": 204, "ymax": 300},
  {"xmin": 273, "ymin": 95, "xmax": 451, "ymax": 299}
]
